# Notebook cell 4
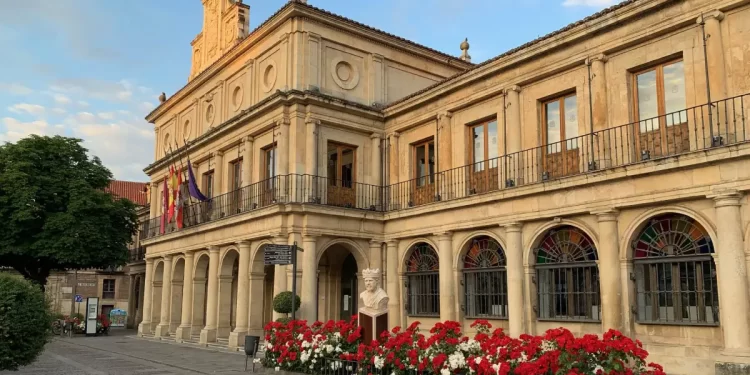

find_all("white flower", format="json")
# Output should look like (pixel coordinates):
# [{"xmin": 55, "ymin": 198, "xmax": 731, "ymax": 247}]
[
  {"xmin": 440, "ymin": 368, "xmax": 450, "ymax": 375},
  {"xmin": 274, "ymin": 367, "xmax": 280, "ymax": 372},
  {"xmin": 474, "ymin": 357, "xmax": 482, "ymax": 365},
  {"xmin": 448, "ymin": 351, "xmax": 466, "ymax": 369},
  {"xmin": 266, "ymin": 342, "xmax": 273, "ymax": 349},
  {"xmin": 374, "ymin": 356, "xmax": 385, "ymax": 369},
  {"xmin": 492, "ymin": 363, "xmax": 500, "ymax": 375}
]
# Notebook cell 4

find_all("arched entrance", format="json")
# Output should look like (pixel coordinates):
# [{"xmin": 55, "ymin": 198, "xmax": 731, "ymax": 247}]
[
  {"xmin": 191, "ymin": 254, "xmax": 210, "ymax": 338},
  {"xmin": 317, "ymin": 242, "xmax": 365, "ymax": 322},
  {"xmin": 151, "ymin": 261, "xmax": 164, "ymax": 326},
  {"xmin": 248, "ymin": 242, "xmax": 276, "ymax": 336},
  {"xmin": 218, "ymin": 249, "xmax": 239, "ymax": 339}
]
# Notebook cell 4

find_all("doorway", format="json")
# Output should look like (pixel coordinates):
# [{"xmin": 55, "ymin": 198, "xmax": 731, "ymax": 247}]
[{"xmin": 340, "ymin": 254, "xmax": 358, "ymax": 321}]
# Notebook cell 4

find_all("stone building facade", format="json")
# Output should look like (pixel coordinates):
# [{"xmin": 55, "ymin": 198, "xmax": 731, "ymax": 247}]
[{"xmin": 138, "ymin": 1, "xmax": 750, "ymax": 374}]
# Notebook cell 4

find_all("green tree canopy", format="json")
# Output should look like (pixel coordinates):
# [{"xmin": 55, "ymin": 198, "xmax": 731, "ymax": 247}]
[{"xmin": 0, "ymin": 135, "xmax": 138, "ymax": 288}]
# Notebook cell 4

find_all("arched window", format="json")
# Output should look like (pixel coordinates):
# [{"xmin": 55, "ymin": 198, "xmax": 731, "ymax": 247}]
[
  {"xmin": 534, "ymin": 226, "xmax": 600, "ymax": 321},
  {"xmin": 633, "ymin": 214, "xmax": 718, "ymax": 325},
  {"xmin": 405, "ymin": 242, "xmax": 440, "ymax": 317},
  {"xmin": 463, "ymin": 236, "xmax": 508, "ymax": 319}
]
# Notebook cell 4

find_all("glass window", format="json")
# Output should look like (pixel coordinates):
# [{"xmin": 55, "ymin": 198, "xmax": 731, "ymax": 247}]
[
  {"xmin": 263, "ymin": 146, "xmax": 276, "ymax": 180},
  {"xmin": 203, "ymin": 172, "xmax": 214, "ymax": 198},
  {"xmin": 414, "ymin": 139, "xmax": 435, "ymax": 187},
  {"xmin": 544, "ymin": 94, "xmax": 578, "ymax": 152},
  {"xmin": 635, "ymin": 59, "xmax": 687, "ymax": 132},
  {"xmin": 405, "ymin": 243, "xmax": 440, "ymax": 317},
  {"xmin": 231, "ymin": 159, "xmax": 242, "ymax": 190},
  {"xmin": 469, "ymin": 120, "xmax": 499, "ymax": 172},
  {"xmin": 327, "ymin": 142, "xmax": 357, "ymax": 188},
  {"xmin": 103, "ymin": 279, "xmax": 116, "ymax": 300},
  {"xmin": 463, "ymin": 236, "xmax": 508, "ymax": 319}
]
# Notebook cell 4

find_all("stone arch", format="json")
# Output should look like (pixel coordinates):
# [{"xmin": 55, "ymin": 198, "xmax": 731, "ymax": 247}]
[
  {"xmin": 524, "ymin": 219, "xmax": 600, "ymax": 267},
  {"xmin": 317, "ymin": 238, "xmax": 370, "ymax": 270},
  {"xmin": 454, "ymin": 231, "xmax": 507, "ymax": 272},
  {"xmin": 191, "ymin": 253, "xmax": 211, "ymax": 336},
  {"xmin": 619, "ymin": 206, "xmax": 718, "ymax": 261},
  {"xmin": 247, "ymin": 240, "xmax": 275, "ymax": 334},
  {"xmin": 399, "ymin": 237, "xmax": 440, "ymax": 275},
  {"xmin": 218, "ymin": 248, "xmax": 240, "ymax": 338},
  {"xmin": 250, "ymin": 240, "xmax": 274, "ymax": 273},
  {"xmin": 151, "ymin": 260, "xmax": 165, "ymax": 326},
  {"xmin": 192, "ymin": 250, "xmax": 210, "ymax": 269}
]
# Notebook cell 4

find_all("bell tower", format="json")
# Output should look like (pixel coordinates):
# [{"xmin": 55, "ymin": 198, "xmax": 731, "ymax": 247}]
[{"xmin": 189, "ymin": 0, "xmax": 250, "ymax": 81}]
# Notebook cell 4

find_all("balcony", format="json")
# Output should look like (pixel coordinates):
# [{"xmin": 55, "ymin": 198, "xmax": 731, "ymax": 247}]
[
  {"xmin": 129, "ymin": 246, "xmax": 146, "ymax": 262},
  {"xmin": 143, "ymin": 94, "xmax": 749, "ymax": 240}
]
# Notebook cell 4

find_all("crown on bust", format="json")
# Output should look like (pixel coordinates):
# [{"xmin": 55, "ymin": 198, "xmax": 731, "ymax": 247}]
[{"xmin": 361, "ymin": 268, "xmax": 381, "ymax": 279}]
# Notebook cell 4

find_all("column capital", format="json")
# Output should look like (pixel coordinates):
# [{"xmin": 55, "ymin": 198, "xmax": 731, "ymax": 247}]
[
  {"xmin": 241, "ymin": 135, "xmax": 254, "ymax": 143},
  {"xmin": 591, "ymin": 209, "xmax": 619, "ymax": 221},
  {"xmin": 301, "ymin": 231, "xmax": 319, "ymax": 239},
  {"xmin": 154, "ymin": 126, "xmax": 160, "ymax": 133},
  {"xmin": 184, "ymin": 251, "xmax": 195, "ymax": 260},
  {"xmin": 163, "ymin": 254, "xmax": 173, "ymax": 263},
  {"xmin": 709, "ymin": 191, "xmax": 743, "ymax": 207},
  {"xmin": 585, "ymin": 53, "xmax": 608, "ymax": 65},
  {"xmin": 504, "ymin": 85, "xmax": 521, "ymax": 95},
  {"xmin": 145, "ymin": 257, "xmax": 155, "ymax": 265},
  {"xmin": 370, "ymin": 133, "xmax": 383, "ymax": 140},
  {"xmin": 304, "ymin": 115, "xmax": 320, "ymax": 126},
  {"xmin": 207, "ymin": 245, "xmax": 220, "ymax": 254},
  {"xmin": 276, "ymin": 116, "xmax": 291, "ymax": 126},
  {"xmin": 214, "ymin": 150, "xmax": 224, "ymax": 157},
  {"xmin": 434, "ymin": 232, "xmax": 453, "ymax": 241},
  {"xmin": 390, "ymin": 132, "xmax": 400, "ymax": 139},
  {"xmin": 385, "ymin": 239, "xmax": 399, "ymax": 247},
  {"xmin": 237, "ymin": 240, "xmax": 251, "ymax": 249},
  {"xmin": 437, "ymin": 111, "xmax": 453, "ymax": 121},
  {"xmin": 502, "ymin": 222, "xmax": 523, "ymax": 232},
  {"xmin": 244, "ymin": 58, "xmax": 255, "ymax": 68},
  {"xmin": 369, "ymin": 239, "xmax": 384, "ymax": 247},
  {"xmin": 697, "ymin": 10, "xmax": 725, "ymax": 24}
]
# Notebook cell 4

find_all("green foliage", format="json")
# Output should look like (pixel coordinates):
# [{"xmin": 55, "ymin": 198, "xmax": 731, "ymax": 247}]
[
  {"xmin": 272, "ymin": 292, "xmax": 301, "ymax": 314},
  {"xmin": 275, "ymin": 317, "xmax": 292, "ymax": 324},
  {"xmin": 0, "ymin": 273, "xmax": 53, "ymax": 371},
  {"xmin": 0, "ymin": 135, "xmax": 138, "ymax": 288}
]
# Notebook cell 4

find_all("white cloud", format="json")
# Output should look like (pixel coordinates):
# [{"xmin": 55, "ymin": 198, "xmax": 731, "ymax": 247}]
[
  {"xmin": 53, "ymin": 93, "xmax": 72, "ymax": 105},
  {"xmin": 140, "ymin": 101, "xmax": 155, "ymax": 112},
  {"xmin": 562, "ymin": 0, "xmax": 617, "ymax": 6},
  {"xmin": 0, "ymin": 83, "xmax": 33, "ymax": 95},
  {"xmin": 98, "ymin": 112, "xmax": 115, "ymax": 120},
  {"xmin": 51, "ymin": 108, "xmax": 67, "ymax": 115},
  {"xmin": 8, "ymin": 103, "xmax": 46, "ymax": 116},
  {"xmin": 77, "ymin": 100, "xmax": 89, "ymax": 107},
  {"xmin": 74, "ymin": 111, "xmax": 96, "ymax": 122},
  {"xmin": 0, "ymin": 117, "xmax": 56, "ymax": 143}
]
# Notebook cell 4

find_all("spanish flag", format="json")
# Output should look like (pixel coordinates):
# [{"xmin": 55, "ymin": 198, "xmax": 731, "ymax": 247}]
[{"xmin": 167, "ymin": 166, "xmax": 177, "ymax": 222}]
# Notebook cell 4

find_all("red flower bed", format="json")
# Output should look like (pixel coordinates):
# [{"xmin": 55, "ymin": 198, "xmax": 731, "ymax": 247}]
[{"xmin": 262, "ymin": 318, "xmax": 666, "ymax": 375}]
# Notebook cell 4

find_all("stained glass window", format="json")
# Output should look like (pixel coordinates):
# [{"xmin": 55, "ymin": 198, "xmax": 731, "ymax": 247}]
[
  {"xmin": 534, "ymin": 226, "xmax": 600, "ymax": 321},
  {"xmin": 463, "ymin": 236, "xmax": 508, "ymax": 318},
  {"xmin": 405, "ymin": 243, "xmax": 440, "ymax": 316},
  {"xmin": 633, "ymin": 214, "xmax": 718, "ymax": 325}
]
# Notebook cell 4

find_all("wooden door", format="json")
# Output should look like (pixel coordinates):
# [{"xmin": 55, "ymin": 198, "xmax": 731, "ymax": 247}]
[
  {"xmin": 260, "ymin": 146, "xmax": 276, "ymax": 207},
  {"xmin": 411, "ymin": 139, "xmax": 435, "ymax": 205},
  {"xmin": 543, "ymin": 94, "xmax": 580, "ymax": 179},
  {"xmin": 468, "ymin": 120, "xmax": 499, "ymax": 193},
  {"xmin": 633, "ymin": 59, "xmax": 689, "ymax": 159},
  {"xmin": 327, "ymin": 142, "xmax": 357, "ymax": 207}
]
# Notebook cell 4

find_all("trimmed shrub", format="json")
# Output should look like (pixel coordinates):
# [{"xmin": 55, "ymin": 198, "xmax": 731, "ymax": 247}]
[
  {"xmin": 0, "ymin": 274, "xmax": 53, "ymax": 371},
  {"xmin": 272, "ymin": 291, "xmax": 301, "ymax": 314}
]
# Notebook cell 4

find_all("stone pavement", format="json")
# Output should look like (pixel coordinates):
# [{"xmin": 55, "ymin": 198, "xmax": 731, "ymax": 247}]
[{"xmin": 5, "ymin": 329, "xmax": 259, "ymax": 375}]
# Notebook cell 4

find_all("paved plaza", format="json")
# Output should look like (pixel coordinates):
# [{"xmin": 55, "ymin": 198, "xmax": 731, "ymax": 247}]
[{"xmin": 3, "ymin": 330, "xmax": 259, "ymax": 375}]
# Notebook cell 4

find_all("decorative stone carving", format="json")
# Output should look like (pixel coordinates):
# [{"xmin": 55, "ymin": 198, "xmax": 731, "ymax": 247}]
[
  {"xmin": 330, "ymin": 57, "xmax": 359, "ymax": 90},
  {"xmin": 358, "ymin": 268, "xmax": 389, "ymax": 313},
  {"xmin": 232, "ymin": 85, "xmax": 244, "ymax": 110},
  {"xmin": 183, "ymin": 119, "xmax": 191, "ymax": 139},
  {"xmin": 205, "ymin": 0, "xmax": 219, "ymax": 58},
  {"xmin": 261, "ymin": 60, "xmax": 278, "ymax": 93},
  {"xmin": 158, "ymin": 92, "xmax": 166, "ymax": 103},
  {"xmin": 205, "ymin": 104, "xmax": 215, "ymax": 126}
]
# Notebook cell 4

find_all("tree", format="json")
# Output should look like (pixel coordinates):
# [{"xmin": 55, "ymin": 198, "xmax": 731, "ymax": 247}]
[
  {"xmin": 273, "ymin": 291, "xmax": 301, "ymax": 315},
  {"xmin": 0, "ymin": 273, "xmax": 53, "ymax": 370},
  {"xmin": 0, "ymin": 135, "xmax": 138, "ymax": 289}
]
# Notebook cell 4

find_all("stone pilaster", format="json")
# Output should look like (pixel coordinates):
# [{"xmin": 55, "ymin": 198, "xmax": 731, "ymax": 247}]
[
  {"xmin": 175, "ymin": 252, "xmax": 194, "ymax": 341},
  {"xmin": 385, "ymin": 239, "xmax": 401, "ymax": 329},
  {"xmin": 301, "ymin": 234, "xmax": 319, "ymax": 322},
  {"xmin": 698, "ymin": 11, "xmax": 727, "ymax": 103},
  {"xmin": 272, "ymin": 235, "xmax": 289, "ymax": 321},
  {"xmin": 155, "ymin": 256, "xmax": 173, "ymax": 337},
  {"xmin": 593, "ymin": 210, "xmax": 623, "ymax": 331},
  {"xmin": 200, "ymin": 246, "xmax": 220, "ymax": 344},
  {"xmin": 229, "ymin": 241, "xmax": 251, "ymax": 349},
  {"xmin": 503, "ymin": 223, "xmax": 525, "ymax": 337},
  {"xmin": 436, "ymin": 232, "xmax": 455, "ymax": 321}
]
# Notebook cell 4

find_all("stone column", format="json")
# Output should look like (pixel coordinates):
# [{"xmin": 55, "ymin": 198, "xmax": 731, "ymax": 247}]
[
  {"xmin": 301, "ymin": 234, "xmax": 318, "ymax": 322},
  {"xmin": 155, "ymin": 256, "xmax": 173, "ymax": 337},
  {"xmin": 712, "ymin": 192, "xmax": 750, "ymax": 354},
  {"xmin": 277, "ymin": 118, "xmax": 290, "ymax": 176},
  {"xmin": 371, "ymin": 133, "xmax": 382, "ymax": 187},
  {"xmin": 229, "ymin": 240, "xmax": 251, "ymax": 349},
  {"xmin": 386, "ymin": 239, "xmax": 401, "ymax": 328},
  {"xmin": 214, "ymin": 151, "xmax": 224, "ymax": 195},
  {"xmin": 247, "ymin": 271, "xmax": 266, "ymax": 337},
  {"xmin": 699, "ymin": 11, "xmax": 727, "ymax": 103},
  {"xmin": 154, "ymin": 126, "xmax": 160, "ymax": 161},
  {"xmin": 272, "ymin": 235, "xmax": 289, "ymax": 321},
  {"xmin": 305, "ymin": 118, "xmax": 319, "ymax": 201},
  {"xmin": 389, "ymin": 133, "xmax": 400, "ymax": 184},
  {"xmin": 504, "ymin": 223, "xmax": 525, "ymax": 337},
  {"xmin": 586, "ymin": 55, "xmax": 608, "ymax": 131},
  {"xmin": 436, "ymin": 232, "xmax": 456, "ymax": 321},
  {"xmin": 127, "ymin": 275, "xmax": 137, "ymax": 328},
  {"xmin": 369, "ymin": 240, "xmax": 383, "ymax": 278},
  {"xmin": 593, "ymin": 210, "xmax": 623, "ymax": 331},
  {"xmin": 175, "ymin": 252, "xmax": 194, "ymax": 341},
  {"xmin": 200, "ymin": 246, "xmax": 220, "ymax": 344},
  {"xmin": 438, "ymin": 112, "xmax": 453, "ymax": 200},
  {"xmin": 136, "ymin": 273, "xmax": 145, "ymax": 326}
]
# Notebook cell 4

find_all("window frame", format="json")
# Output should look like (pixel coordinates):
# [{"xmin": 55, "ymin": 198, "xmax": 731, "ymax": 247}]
[
  {"xmin": 413, "ymin": 138, "xmax": 435, "ymax": 187},
  {"xmin": 405, "ymin": 243, "xmax": 441, "ymax": 317},
  {"xmin": 462, "ymin": 236, "xmax": 508, "ymax": 320},
  {"xmin": 632, "ymin": 57, "xmax": 685, "ymax": 127},
  {"xmin": 541, "ymin": 92, "xmax": 579, "ymax": 154},
  {"xmin": 230, "ymin": 157, "xmax": 243, "ymax": 191},
  {"xmin": 326, "ymin": 141, "xmax": 357, "ymax": 188},
  {"xmin": 203, "ymin": 171, "xmax": 215, "ymax": 199},
  {"xmin": 467, "ymin": 119, "xmax": 499, "ymax": 171},
  {"xmin": 102, "ymin": 279, "xmax": 116, "ymax": 300}
]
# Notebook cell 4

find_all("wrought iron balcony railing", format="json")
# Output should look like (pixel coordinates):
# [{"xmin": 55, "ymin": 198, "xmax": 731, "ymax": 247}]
[{"xmin": 142, "ymin": 94, "xmax": 749, "ymax": 240}]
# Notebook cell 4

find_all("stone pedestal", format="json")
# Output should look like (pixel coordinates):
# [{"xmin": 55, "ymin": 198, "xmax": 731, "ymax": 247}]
[{"xmin": 359, "ymin": 308, "xmax": 388, "ymax": 343}]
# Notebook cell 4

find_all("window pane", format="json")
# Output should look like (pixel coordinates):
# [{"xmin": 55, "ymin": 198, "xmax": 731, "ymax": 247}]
[
  {"xmin": 564, "ymin": 96, "xmax": 579, "ymax": 149},
  {"xmin": 265, "ymin": 148, "xmax": 276, "ymax": 179},
  {"xmin": 487, "ymin": 121, "xmax": 498, "ymax": 159},
  {"xmin": 546, "ymin": 101, "xmax": 561, "ymax": 153},
  {"xmin": 341, "ymin": 147, "xmax": 354, "ymax": 187},
  {"xmin": 416, "ymin": 144, "xmax": 426, "ymax": 186},
  {"xmin": 473, "ymin": 125, "xmax": 485, "ymax": 171},
  {"xmin": 663, "ymin": 61, "xmax": 687, "ymax": 126},
  {"xmin": 637, "ymin": 70, "xmax": 659, "ymax": 132},
  {"xmin": 428, "ymin": 142, "xmax": 435, "ymax": 184},
  {"xmin": 327, "ymin": 144, "xmax": 338, "ymax": 186}
]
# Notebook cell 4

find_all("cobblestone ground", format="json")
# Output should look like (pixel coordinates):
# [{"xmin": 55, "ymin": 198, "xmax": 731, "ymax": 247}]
[{"xmin": 3, "ymin": 330, "xmax": 257, "ymax": 375}]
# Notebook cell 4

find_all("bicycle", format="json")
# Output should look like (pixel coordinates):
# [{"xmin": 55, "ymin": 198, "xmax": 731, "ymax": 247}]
[{"xmin": 51, "ymin": 319, "xmax": 72, "ymax": 337}]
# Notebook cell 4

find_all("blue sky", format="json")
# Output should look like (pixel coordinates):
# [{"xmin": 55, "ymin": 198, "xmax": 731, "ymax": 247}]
[{"xmin": 0, "ymin": 0, "xmax": 617, "ymax": 181}]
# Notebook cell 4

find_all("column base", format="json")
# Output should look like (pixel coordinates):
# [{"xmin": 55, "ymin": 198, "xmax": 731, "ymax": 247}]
[
  {"xmin": 154, "ymin": 323, "xmax": 170, "ymax": 337},
  {"xmin": 137, "ymin": 321, "xmax": 152, "ymax": 336},
  {"xmin": 174, "ymin": 325, "xmax": 192, "ymax": 341},
  {"xmin": 199, "ymin": 328, "xmax": 217, "ymax": 344},
  {"xmin": 228, "ymin": 329, "xmax": 247, "ymax": 349},
  {"xmin": 716, "ymin": 349, "xmax": 750, "ymax": 375}
]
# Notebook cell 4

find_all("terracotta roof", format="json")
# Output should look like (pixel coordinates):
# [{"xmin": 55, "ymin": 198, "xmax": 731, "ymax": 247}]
[
  {"xmin": 106, "ymin": 180, "xmax": 149, "ymax": 206},
  {"xmin": 384, "ymin": 0, "xmax": 638, "ymax": 108}
]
